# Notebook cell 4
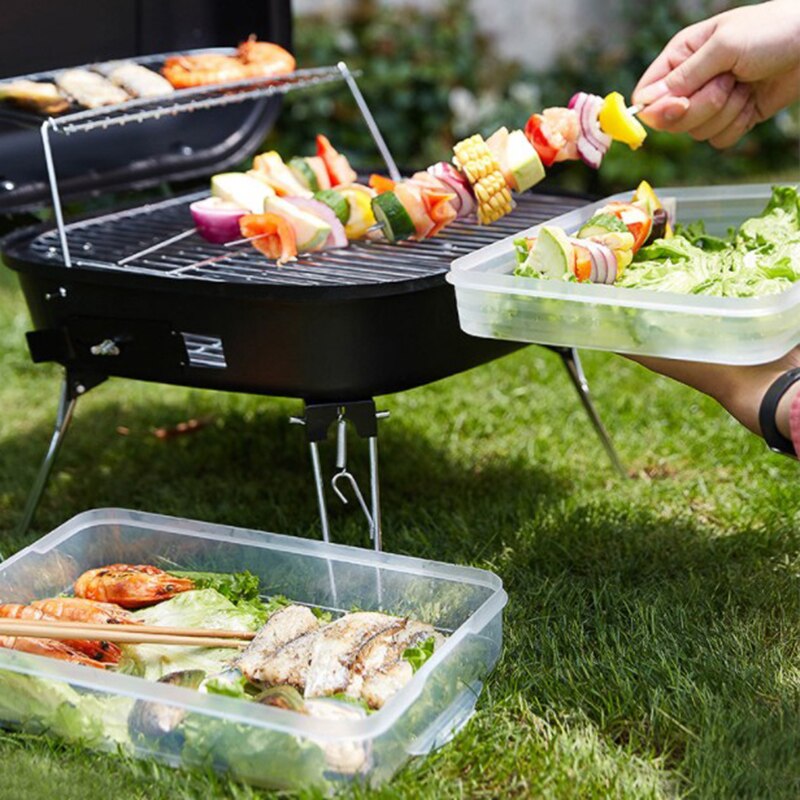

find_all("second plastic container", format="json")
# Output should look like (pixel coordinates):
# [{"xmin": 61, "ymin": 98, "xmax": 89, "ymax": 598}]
[
  {"xmin": 447, "ymin": 183, "xmax": 800, "ymax": 365},
  {"xmin": 0, "ymin": 509, "xmax": 507, "ymax": 791}
]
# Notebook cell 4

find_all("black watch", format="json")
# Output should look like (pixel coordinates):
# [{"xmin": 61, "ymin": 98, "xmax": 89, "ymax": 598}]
[{"xmin": 758, "ymin": 367, "xmax": 800, "ymax": 457}]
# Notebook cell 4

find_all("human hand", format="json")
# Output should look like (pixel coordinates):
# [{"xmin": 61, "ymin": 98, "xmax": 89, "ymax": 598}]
[{"xmin": 632, "ymin": 0, "xmax": 800, "ymax": 148}]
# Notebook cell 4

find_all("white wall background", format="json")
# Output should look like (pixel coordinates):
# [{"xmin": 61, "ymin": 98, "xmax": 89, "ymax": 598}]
[{"xmin": 292, "ymin": 0, "xmax": 607, "ymax": 71}]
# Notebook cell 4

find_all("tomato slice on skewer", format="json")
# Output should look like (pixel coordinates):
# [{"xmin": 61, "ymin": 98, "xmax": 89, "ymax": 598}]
[{"xmin": 524, "ymin": 114, "xmax": 560, "ymax": 167}]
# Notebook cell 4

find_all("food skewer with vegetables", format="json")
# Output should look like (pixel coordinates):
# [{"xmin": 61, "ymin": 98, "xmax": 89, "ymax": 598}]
[{"xmin": 191, "ymin": 90, "xmax": 650, "ymax": 263}]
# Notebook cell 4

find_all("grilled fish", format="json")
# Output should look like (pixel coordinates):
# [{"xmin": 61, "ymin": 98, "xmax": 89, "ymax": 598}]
[
  {"xmin": 361, "ymin": 660, "xmax": 415, "ymax": 710},
  {"xmin": 0, "ymin": 80, "xmax": 69, "ymax": 115},
  {"xmin": 304, "ymin": 612, "xmax": 402, "ymax": 699},
  {"xmin": 56, "ymin": 69, "xmax": 129, "ymax": 109},
  {"xmin": 238, "ymin": 604, "xmax": 320, "ymax": 683},
  {"xmin": 252, "ymin": 627, "xmax": 320, "ymax": 690},
  {"xmin": 103, "ymin": 63, "xmax": 174, "ymax": 99},
  {"xmin": 345, "ymin": 620, "xmax": 442, "ymax": 700}
]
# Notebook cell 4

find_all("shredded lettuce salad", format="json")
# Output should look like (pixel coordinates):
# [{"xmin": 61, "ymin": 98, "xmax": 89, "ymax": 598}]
[
  {"xmin": 621, "ymin": 185, "xmax": 800, "ymax": 297},
  {"xmin": 515, "ymin": 185, "xmax": 800, "ymax": 298}
]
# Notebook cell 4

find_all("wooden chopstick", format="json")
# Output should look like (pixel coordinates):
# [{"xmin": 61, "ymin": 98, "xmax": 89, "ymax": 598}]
[
  {"xmin": 0, "ymin": 619, "xmax": 252, "ymax": 649},
  {"xmin": 0, "ymin": 618, "xmax": 255, "ymax": 640}
]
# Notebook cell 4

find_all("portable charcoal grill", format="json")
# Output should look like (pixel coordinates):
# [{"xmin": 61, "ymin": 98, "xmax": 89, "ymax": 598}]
[{"xmin": 0, "ymin": 0, "xmax": 624, "ymax": 551}]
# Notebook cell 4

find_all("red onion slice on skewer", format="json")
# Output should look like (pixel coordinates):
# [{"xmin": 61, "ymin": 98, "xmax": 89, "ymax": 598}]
[{"xmin": 428, "ymin": 161, "xmax": 476, "ymax": 218}]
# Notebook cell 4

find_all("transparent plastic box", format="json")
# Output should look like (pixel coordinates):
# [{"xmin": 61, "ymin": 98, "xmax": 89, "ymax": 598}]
[
  {"xmin": 447, "ymin": 183, "xmax": 800, "ymax": 365},
  {"xmin": 0, "ymin": 509, "xmax": 507, "ymax": 791}
]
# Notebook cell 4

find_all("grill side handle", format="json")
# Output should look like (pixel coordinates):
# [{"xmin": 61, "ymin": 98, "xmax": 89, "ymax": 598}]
[{"xmin": 25, "ymin": 316, "xmax": 189, "ymax": 379}]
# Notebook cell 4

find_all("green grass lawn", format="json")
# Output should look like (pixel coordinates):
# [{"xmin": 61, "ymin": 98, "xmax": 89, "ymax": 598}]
[{"xmin": 0, "ymin": 259, "xmax": 799, "ymax": 800}]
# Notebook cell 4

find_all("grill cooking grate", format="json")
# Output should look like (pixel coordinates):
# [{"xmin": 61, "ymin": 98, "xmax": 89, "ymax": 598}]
[{"xmin": 26, "ymin": 190, "xmax": 583, "ymax": 288}]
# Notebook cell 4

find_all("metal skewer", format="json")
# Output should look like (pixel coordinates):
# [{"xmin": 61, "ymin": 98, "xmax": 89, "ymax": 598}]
[
  {"xmin": 117, "ymin": 226, "xmax": 196, "ymax": 265},
  {"xmin": 224, "ymin": 231, "xmax": 272, "ymax": 247}
]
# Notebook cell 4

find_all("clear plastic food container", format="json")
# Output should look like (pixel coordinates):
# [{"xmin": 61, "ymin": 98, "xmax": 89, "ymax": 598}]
[
  {"xmin": 0, "ymin": 509, "xmax": 506, "ymax": 791},
  {"xmin": 447, "ymin": 183, "xmax": 800, "ymax": 365}
]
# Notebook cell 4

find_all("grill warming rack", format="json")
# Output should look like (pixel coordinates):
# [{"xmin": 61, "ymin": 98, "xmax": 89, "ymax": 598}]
[
  {"xmin": 4, "ymin": 51, "xmax": 626, "ymax": 554},
  {"xmin": 0, "ymin": 50, "xmax": 397, "ymax": 269}
]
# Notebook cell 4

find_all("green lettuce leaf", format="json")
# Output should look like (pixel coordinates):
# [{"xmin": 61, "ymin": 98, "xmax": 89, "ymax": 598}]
[
  {"xmin": 403, "ymin": 636, "xmax": 436, "ymax": 673},
  {"xmin": 119, "ymin": 589, "xmax": 260, "ymax": 681}
]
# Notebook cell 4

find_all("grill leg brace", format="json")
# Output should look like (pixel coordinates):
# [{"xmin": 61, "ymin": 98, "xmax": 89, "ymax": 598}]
[
  {"xmin": 293, "ymin": 400, "xmax": 385, "ymax": 551},
  {"xmin": 556, "ymin": 347, "xmax": 627, "ymax": 478},
  {"xmin": 16, "ymin": 370, "xmax": 106, "ymax": 543}
]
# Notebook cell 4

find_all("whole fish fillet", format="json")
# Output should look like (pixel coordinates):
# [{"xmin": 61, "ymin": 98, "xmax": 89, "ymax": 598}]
[
  {"xmin": 238, "ymin": 605, "xmax": 320, "ymax": 683},
  {"xmin": 304, "ymin": 612, "xmax": 401, "ymax": 699}
]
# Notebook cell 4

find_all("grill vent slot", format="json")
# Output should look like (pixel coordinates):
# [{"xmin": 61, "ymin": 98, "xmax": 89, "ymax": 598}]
[{"xmin": 182, "ymin": 333, "xmax": 227, "ymax": 369}]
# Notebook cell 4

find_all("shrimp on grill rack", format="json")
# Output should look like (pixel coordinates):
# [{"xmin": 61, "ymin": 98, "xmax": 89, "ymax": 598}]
[
  {"xmin": 161, "ymin": 37, "xmax": 295, "ymax": 89},
  {"xmin": 236, "ymin": 36, "xmax": 296, "ymax": 78},
  {"xmin": 73, "ymin": 564, "xmax": 195, "ymax": 609},
  {"xmin": 161, "ymin": 53, "xmax": 248, "ymax": 89}
]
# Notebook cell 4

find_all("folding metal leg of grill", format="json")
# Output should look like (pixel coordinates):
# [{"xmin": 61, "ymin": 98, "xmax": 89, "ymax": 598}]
[
  {"xmin": 555, "ymin": 347, "xmax": 627, "ymax": 479},
  {"xmin": 15, "ymin": 370, "xmax": 106, "ymax": 541}
]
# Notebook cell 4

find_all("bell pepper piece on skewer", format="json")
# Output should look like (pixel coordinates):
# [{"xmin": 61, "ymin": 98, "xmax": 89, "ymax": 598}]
[
  {"xmin": 316, "ymin": 134, "xmax": 358, "ymax": 187},
  {"xmin": 598, "ymin": 92, "xmax": 647, "ymax": 150},
  {"xmin": 239, "ymin": 213, "xmax": 298, "ymax": 264},
  {"xmin": 369, "ymin": 174, "xmax": 397, "ymax": 194}
]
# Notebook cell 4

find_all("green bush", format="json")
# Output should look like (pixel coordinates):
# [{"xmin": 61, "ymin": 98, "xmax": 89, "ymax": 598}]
[{"xmin": 268, "ymin": 0, "xmax": 799, "ymax": 194}]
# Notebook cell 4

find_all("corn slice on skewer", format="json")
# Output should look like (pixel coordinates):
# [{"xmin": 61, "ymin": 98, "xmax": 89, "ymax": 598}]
[{"xmin": 453, "ymin": 134, "xmax": 513, "ymax": 225}]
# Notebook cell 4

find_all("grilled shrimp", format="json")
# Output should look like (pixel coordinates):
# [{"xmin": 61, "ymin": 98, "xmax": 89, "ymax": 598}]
[
  {"xmin": 0, "ymin": 635, "xmax": 106, "ymax": 669},
  {"xmin": 236, "ymin": 37, "xmax": 296, "ymax": 77},
  {"xmin": 73, "ymin": 564, "xmax": 195, "ymax": 609},
  {"xmin": 161, "ymin": 54, "xmax": 247, "ymax": 89},
  {"xmin": 0, "ymin": 603, "xmax": 122, "ymax": 664},
  {"xmin": 30, "ymin": 596, "xmax": 134, "ymax": 624}
]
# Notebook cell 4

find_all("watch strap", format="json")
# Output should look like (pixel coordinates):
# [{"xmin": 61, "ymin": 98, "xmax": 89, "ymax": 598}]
[{"xmin": 758, "ymin": 367, "xmax": 800, "ymax": 456}]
